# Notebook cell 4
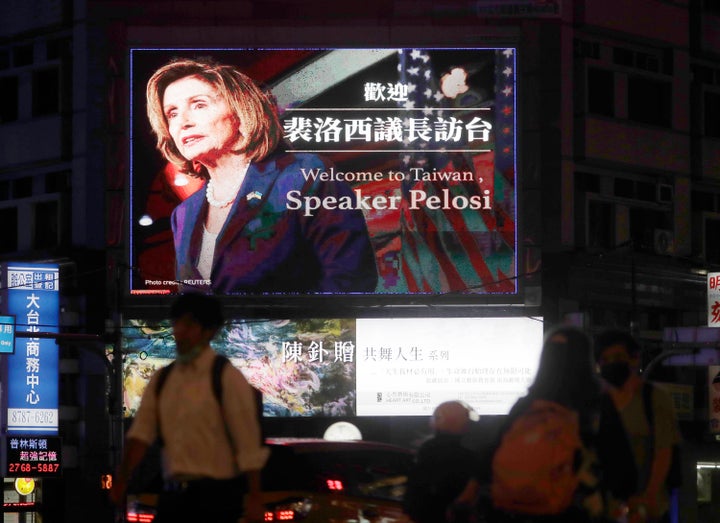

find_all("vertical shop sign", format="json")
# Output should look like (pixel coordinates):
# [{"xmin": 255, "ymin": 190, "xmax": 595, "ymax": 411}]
[{"xmin": 4, "ymin": 263, "xmax": 60, "ymax": 434}]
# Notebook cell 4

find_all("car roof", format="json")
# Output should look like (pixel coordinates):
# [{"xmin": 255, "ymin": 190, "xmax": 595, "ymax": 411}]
[{"xmin": 265, "ymin": 437, "xmax": 413, "ymax": 455}]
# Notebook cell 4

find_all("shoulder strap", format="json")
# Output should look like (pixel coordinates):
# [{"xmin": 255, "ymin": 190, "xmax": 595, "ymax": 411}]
[
  {"xmin": 155, "ymin": 361, "xmax": 176, "ymax": 399},
  {"xmin": 154, "ymin": 362, "xmax": 175, "ymax": 446}
]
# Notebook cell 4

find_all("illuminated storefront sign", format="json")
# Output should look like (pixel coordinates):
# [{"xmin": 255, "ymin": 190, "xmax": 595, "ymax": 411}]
[
  {"xmin": 5, "ymin": 435, "xmax": 62, "ymax": 477},
  {"xmin": 4, "ymin": 263, "xmax": 60, "ymax": 434}
]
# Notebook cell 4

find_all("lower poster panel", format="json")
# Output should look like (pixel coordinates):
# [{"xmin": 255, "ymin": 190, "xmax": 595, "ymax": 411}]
[{"xmin": 121, "ymin": 316, "xmax": 543, "ymax": 418}]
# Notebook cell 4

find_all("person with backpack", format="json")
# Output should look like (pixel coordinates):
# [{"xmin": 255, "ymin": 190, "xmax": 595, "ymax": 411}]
[
  {"xmin": 109, "ymin": 292, "xmax": 268, "ymax": 523},
  {"xmin": 594, "ymin": 329, "xmax": 682, "ymax": 523},
  {"xmin": 458, "ymin": 325, "xmax": 614, "ymax": 522}
]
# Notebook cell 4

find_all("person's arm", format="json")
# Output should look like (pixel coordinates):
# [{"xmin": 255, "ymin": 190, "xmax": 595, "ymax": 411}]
[
  {"xmin": 109, "ymin": 437, "xmax": 150, "ymax": 504},
  {"xmin": 642, "ymin": 385, "xmax": 679, "ymax": 518},
  {"xmin": 223, "ymin": 369, "xmax": 269, "ymax": 523},
  {"xmin": 643, "ymin": 445, "xmax": 672, "ymax": 504},
  {"xmin": 224, "ymin": 368, "xmax": 269, "ymax": 472}
]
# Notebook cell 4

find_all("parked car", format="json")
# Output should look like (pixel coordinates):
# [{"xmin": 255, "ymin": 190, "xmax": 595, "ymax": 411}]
[{"xmin": 126, "ymin": 437, "xmax": 414, "ymax": 523}]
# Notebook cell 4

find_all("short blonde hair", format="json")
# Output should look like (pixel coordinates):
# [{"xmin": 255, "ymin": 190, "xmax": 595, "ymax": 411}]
[{"xmin": 146, "ymin": 57, "xmax": 283, "ymax": 178}]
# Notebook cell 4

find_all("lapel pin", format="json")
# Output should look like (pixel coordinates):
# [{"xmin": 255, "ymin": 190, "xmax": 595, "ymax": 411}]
[{"xmin": 247, "ymin": 191, "xmax": 263, "ymax": 201}]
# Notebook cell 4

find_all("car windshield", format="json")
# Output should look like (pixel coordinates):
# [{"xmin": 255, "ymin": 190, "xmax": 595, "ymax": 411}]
[{"xmin": 262, "ymin": 446, "xmax": 411, "ymax": 502}]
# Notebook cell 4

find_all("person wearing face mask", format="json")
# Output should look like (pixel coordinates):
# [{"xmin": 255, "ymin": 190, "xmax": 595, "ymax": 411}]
[
  {"xmin": 109, "ymin": 292, "xmax": 268, "ymax": 523},
  {"xmin": 594, "ymin": 330, "xmax": 681, "ymax": 523}
]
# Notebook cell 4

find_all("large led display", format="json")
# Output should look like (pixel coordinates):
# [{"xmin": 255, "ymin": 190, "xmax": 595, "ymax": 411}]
[
  {"xmin": 129, "ymin": 48, "xmax": 518, "ymax": 298},
  {"xmin": 122, "ymin": 316, "xmax": 543, "ymax": 418}
]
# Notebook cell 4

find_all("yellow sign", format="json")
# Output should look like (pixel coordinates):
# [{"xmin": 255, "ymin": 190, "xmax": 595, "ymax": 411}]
[{"xmin": 14, "ymin": 477, "xmax": 35, "ymax": 496}]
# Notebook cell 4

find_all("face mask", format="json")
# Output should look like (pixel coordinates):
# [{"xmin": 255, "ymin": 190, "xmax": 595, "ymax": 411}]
[
  {"xmin": 176, "ymin": 344, "xmax": 203, "ymax": 364},
  {"xmin": 600, "ymin": 361, "xmax": 631, "ymax": 387}
]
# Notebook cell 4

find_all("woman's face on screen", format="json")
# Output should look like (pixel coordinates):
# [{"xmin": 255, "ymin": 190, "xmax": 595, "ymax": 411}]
[{"xmin": 162, "ymin": 75, "xmax": 243, "ymax": 164}]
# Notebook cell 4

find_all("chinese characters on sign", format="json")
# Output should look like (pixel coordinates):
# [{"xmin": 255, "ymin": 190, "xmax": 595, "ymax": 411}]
[
  {"xmin": 708, "ymin": 272, "xmax": 720, "ymax": 327},
  {"xmin": 355, "ymin": 317, "xmax": 543, "ymax": 416},
  {"xmin": 363, "ymin": 82, "xmax": 409, "ymax": 102},
  {"xmin": 282, "ymin": 340, "xmax": 355, "ymax": 363},
  {"xmin": 5, "ymin": 435, "xmax": 62, "ymax": 477},
  {"xmin": 283, "ymin": 113, "xmax": 493, "ymax": 145},
  {"xmin": 5, "ymin": 263, "xmax": 60, "ymax": 434}
]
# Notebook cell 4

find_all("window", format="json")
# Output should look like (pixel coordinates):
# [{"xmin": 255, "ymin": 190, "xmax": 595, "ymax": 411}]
[
  {"xmin": 613, "ymin": 47, "xmax": 634, "ymax": 68},
  {"xmin": 33, "ymin": 68, "xmax": 60, "ymax": 116},
  {"xmin": 45, "ymin": 38, "xmax": 69, "ymax": 61},
  {"xmin": 693, "ymin": 190, "xmax": 716, "ymax": 213},
  {"xmin": 0, "ymin": 207, "xmax": 18, "ymax": 253},
  {"xmin": 587, "ymin": 199, "xmax": 615, "ymax": 250},
  {"xmin": 693, "ymin": 64, "xmax": 716, "ymax": 85},
  {"xmin": 13, "ymin": 44, "xmax": 33, "ymax": 67},
  {"xmin": 44, "ymin": 171, "xmax": 70, "ymax": 193},
  {"xmin": 705, "ymin": 91, "xmax": 720, "ymax": 137},
  {"xmin": 12, "ymin": 178, "xmax": 33, "ymax": 199},
  {"xmin": 0, "ymin": 49, "xmax": 9, "ymax": 70},
  {"xmin": 574, "ymin": 39, "xmax": 600, "ymax": 60},
  {"xmin": 613, "ymin": 45, "xmax": 671, "ymax": 75},
  {"xmin": 0, "ymin": 76, "xmax": 19, "ymax": 122},
  {"xmin": 628, "ymin": 76, "xmax": 672, "ymax": 127},
  {"xmin": 630, "ymin": 208, "xmax": 671, "ymax": 253},
  {"xmin": 704, "ymin": 216, "xmax": 720, "ymax": 264},
  {"xmin": 613, "ymin": 178, "xmax": 657, "ymax": 202},
  {"xmin": 587, "ymin": 67, "xmax": 614, "ymax": 117},
  {"xmin": 705, "ymin": 0, "xmax": 720, "ymax": 14},
  {"xmin": 34, "ymin": 200, "xmax": 59, "ymax": 249}
]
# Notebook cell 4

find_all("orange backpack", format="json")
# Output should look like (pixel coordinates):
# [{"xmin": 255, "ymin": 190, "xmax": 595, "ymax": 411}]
[{"xmin": 491, "ymin": 399, "xmax": 583, "ymax": 515}]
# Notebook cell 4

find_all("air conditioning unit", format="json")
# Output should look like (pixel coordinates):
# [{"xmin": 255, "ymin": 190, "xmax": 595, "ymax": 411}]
[{"xmin": 653, "ymin": 229, "xmax": 675, "ymax": 255}]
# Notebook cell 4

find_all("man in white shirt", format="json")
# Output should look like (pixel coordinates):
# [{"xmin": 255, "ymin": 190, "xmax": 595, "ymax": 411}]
[{"xmin": 110, "ymin": 292, "xmax": 268, "ymax": 523}]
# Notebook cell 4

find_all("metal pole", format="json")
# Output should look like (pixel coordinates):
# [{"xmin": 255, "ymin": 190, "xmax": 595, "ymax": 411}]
[{"xmin": 109, "ymin": 261, "xmax": 125, "ymax": 522}]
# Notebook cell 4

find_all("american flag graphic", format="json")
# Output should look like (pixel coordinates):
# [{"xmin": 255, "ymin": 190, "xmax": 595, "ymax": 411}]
[{"xmin": 396, "ymin": 48, "xmax": 517, "ymax": 294}]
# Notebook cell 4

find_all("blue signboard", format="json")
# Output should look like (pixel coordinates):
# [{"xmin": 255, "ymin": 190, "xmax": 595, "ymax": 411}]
[
  {"xmin": 0, "ymin": 315, "xmax": 16, "ymax": 354},
  {"xmin": 4, "ymin": 264, "xmax": 60, "ymax": 434}
]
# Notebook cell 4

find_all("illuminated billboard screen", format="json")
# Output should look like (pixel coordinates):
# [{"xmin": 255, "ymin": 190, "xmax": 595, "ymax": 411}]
[
  {"xmin": 129, "ymin": 47, "xmax": 519, "ymax": 298},
  {"xmin": 122, "ymin": 316, "xmax": 543, "ymax": 418}
]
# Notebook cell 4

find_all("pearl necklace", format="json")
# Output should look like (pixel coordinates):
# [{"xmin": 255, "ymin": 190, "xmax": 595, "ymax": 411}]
[{"xmin": 205, "ymin": 163, "xmax": 250, "ymax": 208}]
